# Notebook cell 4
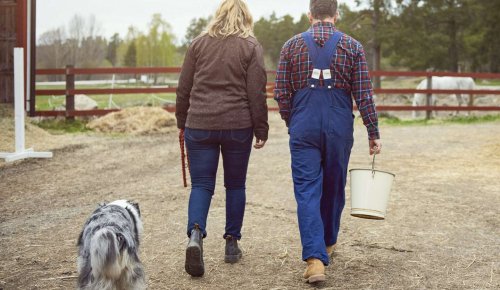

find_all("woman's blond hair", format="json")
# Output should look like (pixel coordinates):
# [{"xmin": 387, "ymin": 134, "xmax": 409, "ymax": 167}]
[{"xmin": 206, "ymin": 0, "xmax": 254, "ymax": 39}]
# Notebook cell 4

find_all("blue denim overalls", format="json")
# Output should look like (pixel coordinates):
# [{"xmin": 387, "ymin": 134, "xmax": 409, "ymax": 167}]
[{"xmin": 289, "ymin": 31, "xmax": 354, "ymax": 265}]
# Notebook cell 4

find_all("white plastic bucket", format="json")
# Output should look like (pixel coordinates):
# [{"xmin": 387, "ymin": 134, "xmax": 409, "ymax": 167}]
[{"xmin": 349, "ymin": 155, "xmax": 395, "ymax": 220}]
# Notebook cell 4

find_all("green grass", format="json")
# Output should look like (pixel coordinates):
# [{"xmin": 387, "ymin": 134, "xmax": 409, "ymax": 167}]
[
  {"xmin": 477, "ymin": 79, "xmax": 500, "ymax": 86},
  {"xmin": 35, "ymin": 82, "xmax": 177, "ymax": 110},
  {"xmin": 35, "ymin": 93, "xmax": 176, "ymax": 111},
  {"xmin": 378, "ymin": 113, "xmax": 500, "ymax": 126},
  {"xmin": 34, "ymin": 119, "xmax": 91, "ymax": 134}
]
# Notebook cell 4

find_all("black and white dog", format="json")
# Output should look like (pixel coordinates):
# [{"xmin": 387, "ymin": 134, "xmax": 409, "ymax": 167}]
[{"xmin": 77, "ymin": 200, "xmax": 146, "ymax": 290}]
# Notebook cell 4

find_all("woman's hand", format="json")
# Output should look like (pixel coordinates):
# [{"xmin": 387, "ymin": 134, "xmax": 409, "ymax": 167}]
[
  {"xmin": 369, "ymin": 139, "xmax": 382, "ymax": 155},
  {"xmin": 254, "ymin": 139, "xmax": 266, "ymax": 149}
]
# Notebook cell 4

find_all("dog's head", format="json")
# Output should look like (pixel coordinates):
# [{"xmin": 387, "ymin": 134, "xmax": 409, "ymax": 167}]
[
  {"xmin": 108, "ymin": 200, "xmax": 143, "ymax": 237},
  {"xmin": 128, "ymin": 201, "xmax": 141, "ymax": 217}
]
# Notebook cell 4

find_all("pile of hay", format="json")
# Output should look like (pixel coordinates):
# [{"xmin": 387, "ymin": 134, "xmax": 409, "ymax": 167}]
[
  {"xmin": 0, "ymin": 104, "xmax": 64, "ymax": 153},
  {"xmin": 87, "ymin": 107, "xmax": 177, "ymax": 135}
]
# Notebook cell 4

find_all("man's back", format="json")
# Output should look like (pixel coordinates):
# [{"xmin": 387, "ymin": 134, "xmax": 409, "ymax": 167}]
[
  {"xmin": 277, "ymin": 22, "xmax": 364, "ymax": 93},
  {"xmin": 274, "ymin": 22, "xmax": 379, "ymax": 140}
]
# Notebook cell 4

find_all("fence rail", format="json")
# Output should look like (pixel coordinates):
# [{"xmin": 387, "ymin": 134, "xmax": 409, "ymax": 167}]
[{"xmin": 32, "ymin": 66, "xmax": 500, "ymax": 118}]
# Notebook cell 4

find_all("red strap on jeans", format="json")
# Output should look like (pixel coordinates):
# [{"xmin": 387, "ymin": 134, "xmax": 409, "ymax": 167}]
[{"xmin": 179, "ymin": 129, "xmax": 189, "ymax": 188}]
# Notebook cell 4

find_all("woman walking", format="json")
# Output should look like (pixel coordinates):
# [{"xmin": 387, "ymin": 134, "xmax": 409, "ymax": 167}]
[{"xmin": 176, "ymin": 0, "xmax": 268, "ymax": 277}]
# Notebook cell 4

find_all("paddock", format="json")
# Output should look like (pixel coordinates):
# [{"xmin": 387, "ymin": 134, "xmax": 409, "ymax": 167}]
[{"xmin": 0, "ymin": 113, "xmax": 499, "ymax": 289}]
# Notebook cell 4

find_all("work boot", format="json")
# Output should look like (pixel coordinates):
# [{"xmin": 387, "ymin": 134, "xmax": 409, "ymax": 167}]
[
  {"xmin": 303, "ymin": 258, "xmax": 326, "ymax": 283},
  {"xmin": 326, "ymin": 243, "xmax": 337, "ymax": 256},
  {"xmin": 185, "ymin": 225, "xmax": 204, "ymax": 277},
  {"xmin": 224, "ymin": 235, "xmax": 242, "ymax": 264}
]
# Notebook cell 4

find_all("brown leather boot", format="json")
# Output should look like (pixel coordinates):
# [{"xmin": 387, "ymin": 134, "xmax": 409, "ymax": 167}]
[
  {"xmin": 303, "ymin": 258, "xmax": 326, "ymax": 283},
  {"xmin": 326, "ymin": 243, "xmax": 337, "ymax": 256}
]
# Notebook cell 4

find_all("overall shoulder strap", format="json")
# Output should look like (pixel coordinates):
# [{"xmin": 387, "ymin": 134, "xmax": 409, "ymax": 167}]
[
  {"xmin": 301, "ymin": 31, "xmax": 320, "ymax": 69},
  {"xmin": 302, "ymin": 31, "xmax": 343, "ymax": 70}
]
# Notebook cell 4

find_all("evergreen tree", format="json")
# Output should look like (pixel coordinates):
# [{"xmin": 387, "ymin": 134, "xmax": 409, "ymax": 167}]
[
  {"xmin": 255, "ymin": 13, "xmax": 314, "ymax": 68},
  {"xmin": 184, "ymin": 17, "xmax": 211, "ymax": 46},
  {"xmin": 124, "ymin": 42, "xmax": 137, "ymax": 67},
  {"xmin": 107, "ymin": 33, "xmax": 122, "ymax": 67}
]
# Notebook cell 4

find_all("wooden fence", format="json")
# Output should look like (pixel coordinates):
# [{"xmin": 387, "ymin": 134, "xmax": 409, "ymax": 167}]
[{"xmin": 33, "ymin": 66, "xmax": 500, "ymax": 118}]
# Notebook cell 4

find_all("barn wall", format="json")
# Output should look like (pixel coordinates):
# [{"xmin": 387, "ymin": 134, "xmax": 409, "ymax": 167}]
[{"xmin": 0, "ymin": 0, "xmax": 23, "ymax": 104}]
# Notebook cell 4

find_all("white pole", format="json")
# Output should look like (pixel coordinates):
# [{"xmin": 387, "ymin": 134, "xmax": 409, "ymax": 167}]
[
  {"xmin": 14, "ymin": 48, "xmax": 26, "ymax": 153},
  {"xmin": 0, "ymin": 48, "xmax": 52, "ymax": 162},
  {"xmin": 108, "ymin": 74, "xmax": 115, "ymax": 108}
]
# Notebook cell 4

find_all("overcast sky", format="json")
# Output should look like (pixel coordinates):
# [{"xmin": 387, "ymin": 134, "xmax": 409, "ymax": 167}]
[{"xmin": 38, "ymin": 0, "xmax": 359, "ymax": 43}]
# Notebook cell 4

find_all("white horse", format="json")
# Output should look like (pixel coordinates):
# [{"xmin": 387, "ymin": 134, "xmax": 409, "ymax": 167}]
[{"xmin": 412, "ymin": 77, "xmax": 475, "ymax": 118}]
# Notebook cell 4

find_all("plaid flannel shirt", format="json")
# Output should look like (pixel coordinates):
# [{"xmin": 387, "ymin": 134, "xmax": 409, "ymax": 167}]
[{"xmin": 274, "ymin": 22, "xmax": 380, "ymax": 140}]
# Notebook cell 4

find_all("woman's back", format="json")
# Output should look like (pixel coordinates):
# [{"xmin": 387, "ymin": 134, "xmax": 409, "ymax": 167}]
[
  {"xmin": 177, "ymin": 34, "xmax": 268, "ymax": 140},
  {"xmin": 180, "ymin": 34, "xmax": 265, "ymax": 130}
]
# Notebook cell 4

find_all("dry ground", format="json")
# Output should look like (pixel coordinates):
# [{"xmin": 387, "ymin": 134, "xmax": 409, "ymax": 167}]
[{"xmin": 0, "ymin": 113, "xmax": 499, "ymax": 289}]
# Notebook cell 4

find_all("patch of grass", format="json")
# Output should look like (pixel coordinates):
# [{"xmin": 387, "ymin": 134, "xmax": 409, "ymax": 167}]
[
  {"xmin": 445, "ymin": 114, "xmax": 500, "ymax": 123},
  {"xmin": 477, "ymin": 79, "xmax": 500, "ymax": 86},
  {"xmin": 35, "ymin": 93, "xmax": 176, "ymax": 111},
  {"xmin": 35, "ymin": 118, "xmax": 91, "ymax": 134},
  {"xmin": 379, "ymin": 114, "xmax": 500, "ymax": 126}
]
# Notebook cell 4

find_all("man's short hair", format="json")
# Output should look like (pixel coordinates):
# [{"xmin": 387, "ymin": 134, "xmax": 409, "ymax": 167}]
[{"xmin": 310, "ymin": 0, "xmax": 338, "ymax": 20}]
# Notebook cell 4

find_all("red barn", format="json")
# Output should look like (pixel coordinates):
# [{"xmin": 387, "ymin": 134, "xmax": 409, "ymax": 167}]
[{"xmin": 0, "ymin": 0, "xmax": 29, "ymax": 104}]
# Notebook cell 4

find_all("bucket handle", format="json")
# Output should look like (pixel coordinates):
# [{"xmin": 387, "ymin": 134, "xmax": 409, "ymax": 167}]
[{"xmin": 371, "ymin": 150, "xmax": 377, "ymax": 178}]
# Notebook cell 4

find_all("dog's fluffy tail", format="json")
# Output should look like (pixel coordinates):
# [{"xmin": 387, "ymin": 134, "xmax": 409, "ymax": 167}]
[{"xmin": 90, "ymin": 228, "xmax": 122, "ymax": 280}]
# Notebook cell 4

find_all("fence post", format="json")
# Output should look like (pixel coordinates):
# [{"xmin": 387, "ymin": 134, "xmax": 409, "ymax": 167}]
[
  {"xmin": 468, "ymin": 91, "xmax": 474, "ymax": 107},
  {"xmin": 426, "ymin": 75, "xmax": 433, "ymax": 120},
  {"xmin": 65, "ymin": 64, "xmax": 75, "ymax": 120}
]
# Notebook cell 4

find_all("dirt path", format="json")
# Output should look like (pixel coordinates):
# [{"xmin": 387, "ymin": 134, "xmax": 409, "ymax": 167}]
[{"xmin": 1, "ymin": 113, "xmax": 499, "ymax": 289}]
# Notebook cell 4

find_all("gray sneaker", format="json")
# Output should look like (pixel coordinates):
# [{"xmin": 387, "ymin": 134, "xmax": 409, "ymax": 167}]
[{"xmin": 224, "ymin": 235, "xmax": 242, "ymax": 264}]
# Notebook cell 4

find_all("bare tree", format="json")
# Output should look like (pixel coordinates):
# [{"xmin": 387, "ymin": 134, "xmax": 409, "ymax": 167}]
[
  {"xmin": 65, "ymin": 14, "xmax": 106, "ymax": 72},
  {"xmin": 37, "ymin": 28, "xmax": 68, "ymax": 81},
  {"xmin": 68, "ymin": 14, "xmax": 86, "ymax": 66}
]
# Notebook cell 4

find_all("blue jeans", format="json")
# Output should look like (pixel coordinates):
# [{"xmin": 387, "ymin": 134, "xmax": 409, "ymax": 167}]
[{"xmin": 185, "ymin": 127, "xmax": 253, "ymax": 240}]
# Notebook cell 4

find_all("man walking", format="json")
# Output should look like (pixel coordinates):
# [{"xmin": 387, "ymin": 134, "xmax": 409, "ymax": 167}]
[{"xmin": 274, "ymin": 0, "xmax": 381, "ymax": 283}]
